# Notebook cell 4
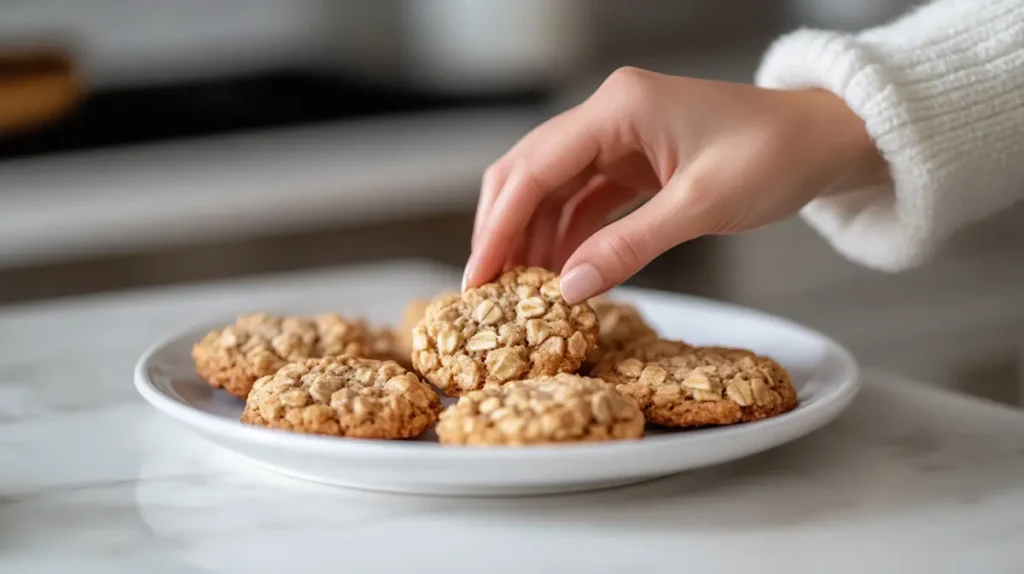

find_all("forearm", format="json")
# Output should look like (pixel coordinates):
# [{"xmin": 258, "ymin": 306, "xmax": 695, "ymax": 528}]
[{"xmin": 756, "ymin": 0, "xmax": 1024, "ymax": 271}]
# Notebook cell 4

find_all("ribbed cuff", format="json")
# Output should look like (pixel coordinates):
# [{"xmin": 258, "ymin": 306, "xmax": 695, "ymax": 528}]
[
  {"xmin": 756, "ymin": 29, "xmax": 935, "ymax": 272},
  {"xmin": 757, "ymin": 0, "xmax": 1024, "ymax": 272}
]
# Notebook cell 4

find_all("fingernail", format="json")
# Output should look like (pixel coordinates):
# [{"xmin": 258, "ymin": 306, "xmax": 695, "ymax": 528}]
[
  {"xmin": 560, "ymin": 264, "xmax": 603, "ymax": 304},
  {"xmin": 461, "ymin": 252, "xmax": 475, "ymax": 292}
]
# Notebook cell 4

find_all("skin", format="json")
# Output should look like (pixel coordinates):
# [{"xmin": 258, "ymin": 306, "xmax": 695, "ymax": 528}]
[{"xmin": 463, "ymin": 67, "xmax": 891, "ymax": 303}]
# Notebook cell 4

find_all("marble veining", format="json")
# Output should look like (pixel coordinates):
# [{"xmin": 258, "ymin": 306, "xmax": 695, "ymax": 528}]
[{"xmin": 1, "ymin": 261, "xmax": 1022, "ymax": 574}]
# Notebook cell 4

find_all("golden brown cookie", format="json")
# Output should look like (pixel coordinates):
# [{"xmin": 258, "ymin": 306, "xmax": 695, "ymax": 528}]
[
  {"xmin": 192, "ymin": 313, "xmax": 399, "ymax": 399},
  {"xmin": 394, "ymin": 292, "xmax": 459, "ymax": 368},
  {"xmin": 583, "ymin": 296, "xmax": 659, "ymax": 371},
  {"xmin": 411, "ymin": 267, "xmax": 599, "ymax": 396},
  {"xmin": 240, "ymin": 356, "xmax": 441, "ymax": 439},
  {"xmin": 368, "ymin": 326, "xmax": 410, "ymax": 368},
  {"xmin": 435, "ymin": 373, "xmax": 645, "ymax": 446},
  {"xmin": 591, "ymin": 340, "xmax": 798, "ymax": 428}
]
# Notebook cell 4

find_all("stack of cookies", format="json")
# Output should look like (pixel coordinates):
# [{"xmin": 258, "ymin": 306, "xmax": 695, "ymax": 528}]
[{"xmin": 192, "ymin": 266, "xmax": 798, "ymax": 447}]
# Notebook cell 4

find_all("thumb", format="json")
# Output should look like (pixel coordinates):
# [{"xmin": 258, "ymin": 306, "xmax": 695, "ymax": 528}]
[{"xmin": 558, "ymin": 171, "xmax": 710, "ymax": 304}]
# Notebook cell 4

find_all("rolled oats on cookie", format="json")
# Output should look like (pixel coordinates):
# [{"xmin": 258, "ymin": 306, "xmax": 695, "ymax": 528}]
[
  {"xmin": 435, "ymin": 373, "xmax": 644, "ymax": 446},
  {"xmin": 583, "ymin": 296, "xmax": 658, "ymax": 371},
  {"xmin": 591, "ymin": 339, "xmax": 798, "ymax": 427},
  {"xmin": 410, "ymin": 267, "xmax": 599, "ymax": 396},
  {"xmin": 394, "ymin": 291, "xmax": 459, "ymax": 368},
  {"xmin": 192, "ymin": 313, "xmax": 399, "ymax": 399},
  {"xmin": 241, "ymin": 356, "xmax": 441, "ymax": 439}
]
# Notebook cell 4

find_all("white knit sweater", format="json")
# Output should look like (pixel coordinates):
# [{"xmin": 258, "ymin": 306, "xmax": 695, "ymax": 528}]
[{"xmin": 755, "ymin": 0, "xmax": 1024, "ymax": 271}]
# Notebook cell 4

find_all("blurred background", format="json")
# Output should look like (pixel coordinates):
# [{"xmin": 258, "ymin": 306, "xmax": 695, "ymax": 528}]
[{"xmin": 1, "ymin": 0, "xmax": 1021, "ymax": 404}]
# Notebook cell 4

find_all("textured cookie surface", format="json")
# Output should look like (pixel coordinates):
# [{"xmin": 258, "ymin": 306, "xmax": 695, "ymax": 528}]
[
  {"xmin": 241, "ymin": 356, "xmax": 441, "ymax": 439},
  {"xmin": 591, "ymin": 340, "xmax": 798, "ymax": 427},
  {"xmin": 395, "ymin": 292, "xmax": 459, "ymax": 368},
  {"xmin": 435, "ymin": 373, "xmax": 644, "ymax": 446},
  {"xmin": 411, "ymin": 267, "xmax": 599, "ymax": 396},
  {"xmin": 584, "ymin": 297, "xmax": 658, "ymax": 371},
  {"xmin": 193, "ymin": 313, "xmax": 399, "ymax": 399}
]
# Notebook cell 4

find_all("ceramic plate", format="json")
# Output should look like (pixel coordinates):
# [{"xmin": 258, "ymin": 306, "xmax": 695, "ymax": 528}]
[{"xmin": 135, "ymin": 287, "xmax": 859, "ymax": 496}]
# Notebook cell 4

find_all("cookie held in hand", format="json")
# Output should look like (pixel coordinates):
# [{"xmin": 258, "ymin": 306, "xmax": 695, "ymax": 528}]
[
  {"xmin": 411, "ymin": 267, "xmax": 598, "ymax": 396},
  {"xmin": 394, "ymin": 292, "xmax": 459, "ymax": 368}
]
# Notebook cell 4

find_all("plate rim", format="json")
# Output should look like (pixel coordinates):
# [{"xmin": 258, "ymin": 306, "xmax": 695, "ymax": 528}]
[{"xmin": 133, "ymin": 286, "xmax": 860, "ymax": 461}]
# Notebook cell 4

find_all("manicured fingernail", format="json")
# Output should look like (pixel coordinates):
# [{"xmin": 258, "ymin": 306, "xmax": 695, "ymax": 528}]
[
  {"xmin": 560, "ymin": 264, "xmax": 603, "ymax": 304},
  {"xmin": 461, "ymin": 252, "xmax": 475, "ymax": 292}
]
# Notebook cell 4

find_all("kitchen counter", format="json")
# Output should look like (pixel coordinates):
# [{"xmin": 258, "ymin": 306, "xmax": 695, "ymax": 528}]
[
  {"xmin": 0, "ymin": 108, "xmax": 541, "ymax": 267},
  {"xmin": 1, "ymin": 261, "xmax": 1022, "ymax": 573}
]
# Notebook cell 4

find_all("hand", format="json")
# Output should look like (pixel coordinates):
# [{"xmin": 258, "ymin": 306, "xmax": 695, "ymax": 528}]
[{"xmin": 464, "ymin": 67, "xmax": 887, "ymax": 302}]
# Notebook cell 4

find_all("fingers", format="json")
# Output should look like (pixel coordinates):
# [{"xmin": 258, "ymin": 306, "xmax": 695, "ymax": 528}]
[
  {"xmin": 470, "ymin": 107, "xmax": 579, "ymax": 252},
  {"xmin": 523, "ymin": 173, "xmax": 605, "ymax": 268},
  {"xmin": 472, "ymin": 163, "xmax": 508, "ymax": 250},
  {"xmin": 464, "ymin": 124, "xmax": 601, "ymax": 289},
  {"xmin": 504, "ymin": 230, "xmax": 531, "ymax": 271},
  {"xmin": 559, "ymin": 170, "xmax": 711, "ymax": 303},
  {"xmin": 466, "ymin": 66, "xmax": 666, "ymax": 289},
  {"xmin": 550, "ymin": 177, "xmax": 641, "ymax": 269},
  {"xmin": 524, "ymin": 194, "xmax": 565, "ymax": 269}
]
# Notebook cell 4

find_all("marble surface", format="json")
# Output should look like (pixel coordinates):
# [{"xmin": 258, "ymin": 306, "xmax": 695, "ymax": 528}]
[{"xmin": 1, "ymin": 260, "xmax": 1023, "ymax": 574}]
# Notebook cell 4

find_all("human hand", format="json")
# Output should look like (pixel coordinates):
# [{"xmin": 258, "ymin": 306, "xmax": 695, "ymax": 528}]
[{"xmin": 464, "ymin": 67, "xmax": 887, "ymax": 302}]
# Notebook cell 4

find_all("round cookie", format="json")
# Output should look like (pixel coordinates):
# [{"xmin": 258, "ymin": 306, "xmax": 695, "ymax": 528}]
[
  {"xmin": 591, "ymin": 340, "xmax": 798, "ymax": 427},
  {"xmin": 367, "ymin": 326, "xmax": 408, "ymax": 367},
  {"xmin": 241, "ymin": 356, "xmax": 441, "ymax": 439},
  {"xmin": 394, "ymin": 291, "xmax": 459, "ymax": 367},
  {"xmin": 435, "ymin": 373, "xmax": 645, "ymax": 446},
  {"xmin": 584, "ymin": 296, "xmax": 658, "ymax": 371},
  {"xmin": 410, "ymin": 267, "xmax": 599, "ymax": 396},
  {"xmin": 192, "ymin": 313, "xmax": 399, "ymax": 399}
]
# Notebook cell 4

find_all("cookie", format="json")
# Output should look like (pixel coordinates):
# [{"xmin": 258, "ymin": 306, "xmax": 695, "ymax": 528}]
[
  {"xmin": 411, "ymin": 267, "xmax": 599, "ymax": 396},
  {"xmin": 583, "ymin": 296, "xmax": 658, "ymax": 371},
  {"xmin": 435, "ymin": 373, "xmax": 645, "ymax": 446},
  {"xmin": 192, "ymin": 313, "xmax": 399, "ymax": 399},
  {"xmin": 394, "ymin": 291, "xmax": 459, "ymax": 367},
  {"xmin": 370, "ymin": 327, "xmax": 410, "ymax": 368},
  {"xmin": 591, "ymin": 340, "xmax": 798, "ymax": 427},
  {"xmin": 241, "ymin": 356, "xmax": 441, "ymax": 439}
]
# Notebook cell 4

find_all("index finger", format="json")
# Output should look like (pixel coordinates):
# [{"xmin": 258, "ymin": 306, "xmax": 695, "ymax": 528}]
[{"xmin": 464, "ymin": 111, "xmax": 600, "ymax": 288}]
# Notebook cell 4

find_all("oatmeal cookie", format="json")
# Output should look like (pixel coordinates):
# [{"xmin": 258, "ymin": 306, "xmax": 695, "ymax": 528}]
[
  {"xmin": 241, "ymin": 356, "xmax": 441, "ymax": 439},
  {"xmin": 410, "ymin": 267, "xmax": 599, "ymax": 396},
  {"xmin": 394, "ymin": 291, "xmax": 459, "ymax": 367},
  {"xmin": 193, "ymin": 313, "xmax": 398, "ymax": 399},
  {"xmin": 584, "ymin": 296, "xmax": 658, "ymax": 371},
  {"xmin": 435, "ymin": 373, "xmax": 644, "ymax": 446},
  {"xmin": 591, "ymin": 340, "xmax": 798, "ymax": 427},
  {"xmin": 367, "ymin": 325, "xmax": 408, "ymax": 368}
]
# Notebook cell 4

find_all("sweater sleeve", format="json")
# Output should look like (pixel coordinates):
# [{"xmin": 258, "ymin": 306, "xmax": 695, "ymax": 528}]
[{"xmin": 755, "ymin": 0, "xmax": 1024, "ymax": 271}]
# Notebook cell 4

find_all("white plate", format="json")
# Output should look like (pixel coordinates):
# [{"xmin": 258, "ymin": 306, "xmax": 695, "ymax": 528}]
[{"xmin": 135, "ymin": 287, "xmax": 859, "ymax": 497}]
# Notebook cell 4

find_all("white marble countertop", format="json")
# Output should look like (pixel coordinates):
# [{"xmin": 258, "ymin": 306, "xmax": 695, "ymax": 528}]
[{"xmin": 2, "ymin": 261, "xmax": 1022, "ymax": 574}]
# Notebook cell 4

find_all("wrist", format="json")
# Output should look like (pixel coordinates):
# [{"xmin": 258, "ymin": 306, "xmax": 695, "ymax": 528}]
[{"xmin": 791, "ymin": 88, "xmax": 891, "ymax": 196}]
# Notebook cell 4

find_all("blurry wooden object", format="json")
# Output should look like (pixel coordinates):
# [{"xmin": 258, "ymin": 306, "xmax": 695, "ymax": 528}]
[{"xmin": 0, "ymin": 47, "xmax": 80, "ymax": 135}]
